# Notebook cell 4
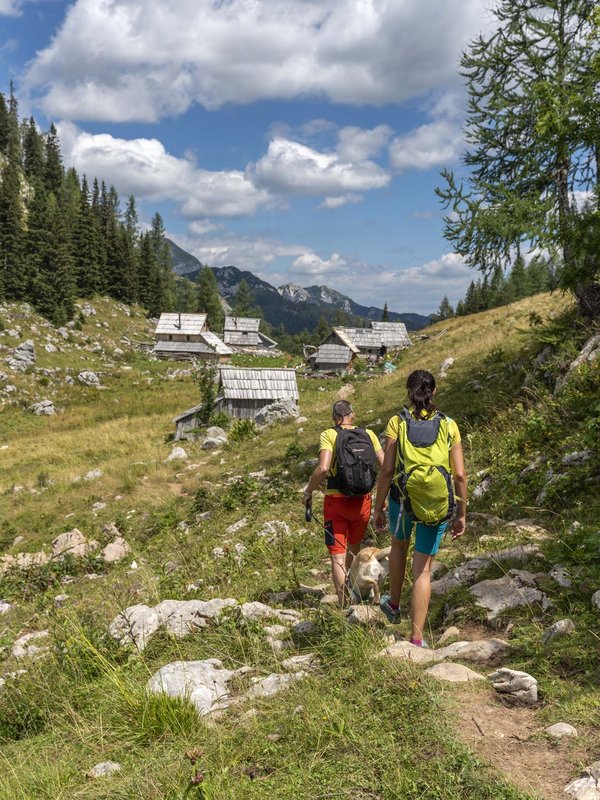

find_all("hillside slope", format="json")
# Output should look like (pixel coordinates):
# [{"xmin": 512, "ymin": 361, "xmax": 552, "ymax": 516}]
[{"xmin": 0, "ymin": 293, "xmax": 598, "ymax": 800}]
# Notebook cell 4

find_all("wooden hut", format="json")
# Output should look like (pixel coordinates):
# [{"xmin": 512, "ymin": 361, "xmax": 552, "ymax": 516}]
[
  {"xmin": 223, "ymin": 316, "xmax": 278, "ymax": 350},
  {"xmin": 153, "ymin": 312, "xmax": 232, "ymax": 361},
  {"xmin": 370, "ymin": 321, "xmax": 412, "ymax": 349},
  {"xmin": 173, "ymin": 403, "xmax": 205, "ymax": 441},
  {"xmin": 214, "ymin": 366, "xmax": 299, "ymax": 419},
  {"xmin": 321, "ymin": 321, "xmax": 411, "ymax": 357},
  {"xmin": 309, "ymin": 343, "xmax": 355, "ymax": 373}
]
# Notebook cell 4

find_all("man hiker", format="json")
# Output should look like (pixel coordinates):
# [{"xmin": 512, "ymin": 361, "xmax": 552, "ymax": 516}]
[{"xmin": 303, "ymin": 400, "xmax": 384, "ymax": 605}]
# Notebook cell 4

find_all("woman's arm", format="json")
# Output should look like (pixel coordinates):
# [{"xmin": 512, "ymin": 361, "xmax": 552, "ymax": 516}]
[
  {"xmin": 449, "ymin": 441, "xmax": 467, "ymax": 538},
  {"xmin": 303, "ymin": 449, "xmax": 333, "ymax": 506},
  {"xmin": 373, "ymin": 437, "xmax": 396, "ymax": 530}
]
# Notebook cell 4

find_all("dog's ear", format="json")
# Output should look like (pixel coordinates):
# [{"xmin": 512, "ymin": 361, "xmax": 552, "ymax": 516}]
[{"xmin": 376, "ymin": 546, "xmax": 391, "ymax": 561}]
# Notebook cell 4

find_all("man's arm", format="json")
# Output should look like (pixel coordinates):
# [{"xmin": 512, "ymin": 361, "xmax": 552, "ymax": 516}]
[
  {"xmin": 303, "ymin": 449, "xmax": 332, "ymax": 506},
  {"xmin": 449, "ymin": 442, "xmax": 467, "ymax": 539},
  {"xmin": 373, "ymin": 437, "xmax": 396, "ymax": 529}
]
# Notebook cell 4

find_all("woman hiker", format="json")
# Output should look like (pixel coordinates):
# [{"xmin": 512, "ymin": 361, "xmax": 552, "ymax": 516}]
[{"xmin": 373, "ymin": 369, "xmax": 467, "ymax": 646}]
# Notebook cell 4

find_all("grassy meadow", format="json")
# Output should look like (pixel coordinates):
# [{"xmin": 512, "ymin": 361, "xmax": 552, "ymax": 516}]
[{"xmin": 0, "ymin": 291, "xmax": 599, "ymax": 800}]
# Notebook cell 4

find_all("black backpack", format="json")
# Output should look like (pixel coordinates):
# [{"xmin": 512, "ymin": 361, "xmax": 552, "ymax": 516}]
[{"xmin": 328, "ymin": 426, "xmax": 377, "ymax": 496}]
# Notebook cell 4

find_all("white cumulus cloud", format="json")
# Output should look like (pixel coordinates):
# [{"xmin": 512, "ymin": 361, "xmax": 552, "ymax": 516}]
[
  {"xmin": 291, "ymin": 251, "xmax": 347, "ymax": 279},
  {"xmin": 389, "ymin": 118, "xmax": 464, "ymax": 172},
  {"xmin": 58, "ymin": 122, "xmax": 271, "ymax": 218},
  {"xmin": 25, "ymin": 0, "xmax": 493, "ymax": 123},
  {"xmin": 249, "ymin": 137, "xmax": 390, "ymax": 196}
]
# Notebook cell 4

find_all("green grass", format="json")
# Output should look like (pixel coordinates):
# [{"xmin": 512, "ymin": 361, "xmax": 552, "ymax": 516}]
[{"xmin": 0, "ymin": 291, "xmax": 598, "ymax": 798}]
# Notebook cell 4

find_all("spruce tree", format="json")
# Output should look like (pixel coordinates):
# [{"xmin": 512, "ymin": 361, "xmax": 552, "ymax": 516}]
[
  {"xmin": 0, "ymin": 92, "xmax": 9, "ymax": 153},
  {"xmin": 196, "ymin": 265, "xmax": 224, "ymax": 331},
  {"xmin": 314, "ymin": 315, "xmax": 330, "ymax": 342},
  {"xmin": 22, "ymin": 118, "xmax": 45, "ymax": 181},
  {"xmin": 437, "ymin": 295, "xmax": 455, "ymax": 320},
  {"xmin": 0, "ymin": 89, "xmax": 25, "ymax": 300},
  {"xmin": 381, "ymin": 302, "xmax": 389, "ymax": 321},
  {"xmin": 437, "ymin": 0, "xmax": 600, "ymax": 317},
  {"xmin": 73, "ymin": 176, "xmax": 101, "ymax": 296},
  {"xmin": 44, "ymin": 123, "xmax": 64, "ymax": 196},
  {"xmin": 233, "ymin": 278, "xmax": 255, "ymax": 316}
]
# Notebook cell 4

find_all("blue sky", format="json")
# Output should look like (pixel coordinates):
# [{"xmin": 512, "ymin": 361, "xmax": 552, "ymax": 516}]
[{"xmin": 1, "ymin": 0, "xmax": 497, "ymax": 314}]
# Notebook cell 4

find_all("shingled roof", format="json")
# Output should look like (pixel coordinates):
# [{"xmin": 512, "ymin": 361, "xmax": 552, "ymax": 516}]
[
  {"xmin": 217, "ymin": 366, "xmax": 299, "ymax": 400},
  {"xmin": 155, "ymin": 313, "xmax": 207, "ymax": 336}
]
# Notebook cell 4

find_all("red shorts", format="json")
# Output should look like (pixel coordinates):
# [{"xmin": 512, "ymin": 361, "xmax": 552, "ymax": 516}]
[{"xmin": 323, "ymin": 494, "xmax": 371, "ymax": 555}]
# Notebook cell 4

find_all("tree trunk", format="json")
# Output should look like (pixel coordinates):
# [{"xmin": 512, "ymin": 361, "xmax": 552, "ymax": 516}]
[{"xmin": 574, "ymin": 280, "xmax": 600, "ymax": 319}]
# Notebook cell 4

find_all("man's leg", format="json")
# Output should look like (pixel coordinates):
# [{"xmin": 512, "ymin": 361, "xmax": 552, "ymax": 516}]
[{"xmin": 411, "ymin": 550, "xmax": 434, "ymax": 643}]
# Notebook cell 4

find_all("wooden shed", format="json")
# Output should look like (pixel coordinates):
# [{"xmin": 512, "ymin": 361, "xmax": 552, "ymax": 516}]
[
  {"xmin": 214, "ymin": 366, "xmax": 299, "ymax": 419},
  {"xmin": 152, "ymin": 332, "xmax": 233, "ymax": 361},
  {"xmin": 309, "ymin": 343, "xmax": 355, "ymax": 372},
  {"xmin": 172, "ymin": 402, "xmax": 205, "ymax": 441},
  {"xmin": 155, "ymin": 313, "xmax": 208, "ymax": 343},
  {"xmin": 370, "ymin": 321, "xmax": 412, "ymax": 349},
  {"xmin": 223, "ymin": 317, "xmax": 278, "ymax": 350},
  {"xmin": 322, "ymin": 321, "xmax": 411, "ymax": 357}
]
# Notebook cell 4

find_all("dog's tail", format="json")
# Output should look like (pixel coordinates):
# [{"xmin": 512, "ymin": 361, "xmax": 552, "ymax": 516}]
[{"xmin": 376, "ymin": 546, "xmax": 391, "ymax": 560}]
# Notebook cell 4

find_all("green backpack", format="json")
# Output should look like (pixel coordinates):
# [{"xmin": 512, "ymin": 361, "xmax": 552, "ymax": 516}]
[{"xmin": 390, "ymin": 408, "xmax": 455, "ymax": 525}]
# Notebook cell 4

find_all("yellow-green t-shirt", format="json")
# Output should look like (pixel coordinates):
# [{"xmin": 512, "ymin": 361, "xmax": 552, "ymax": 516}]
[
  {"xmin": 384, "ymin": 410, "xmax": 461, "ymax": 473},
  {"xmin": 319, "ymin": 426, "xmax": 382, "ymax": 496}
]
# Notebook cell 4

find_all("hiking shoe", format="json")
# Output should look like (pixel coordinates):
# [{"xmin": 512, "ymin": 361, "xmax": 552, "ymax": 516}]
[
  {"xmin": 410, "ymin": 638, "xmax": 429, "ymax": 648},
  {"xmin": 380, "ymin": 595, "xmax": 401, "ymax": 623}
]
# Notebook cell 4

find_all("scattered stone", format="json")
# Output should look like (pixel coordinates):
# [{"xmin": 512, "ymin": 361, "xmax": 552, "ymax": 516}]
[
  {"xmin": 0, "ymin": 600, "xmax": 13, "ymax": 614},
  {"xmin": 225, "ymin": 518, "xmax": 248, "ymax": 535},
  {"xmin": 320, "ymin": 594, "xmax": 339, "ymax": 606},
  {"xmin": 380, "ymin": 640, "xmax": 438, "ymax": 664},
  {"xmin": 336, "ymin": 384, "xmax": 355, "ymax": 400},
  {"xmin": 6, "ymin": 340, "xmax": 36, "ymax": 371},
  {"xmin": 541, "ymin": 618, "xmax": 575, "ymax": 645},
  {"xmin": 80, "ymin": 303, "xmax": 96, "ymax": 316},
  {"xmin": 472, "ymin": 476, "xmax": 492, "ymax": 500},
  {"xmin": 346, "ymin": 604, "xmax": 388, "ymax": 626},
  {"xmin": 54, "ymin": 594, "xmax": 69, "ymax": 608},
  {"xmin": 147, "ymin": 659, "xmax": 250, "ymax": 715},
  {"xmin": 488, "ymin": 668, "xmax": 538, "ymax": 705},
  {"xmin": 83, "ymin": 469, "xmax": 102, "ymax": 481},
  {"xmin": 78, "ymin": 370, "xmax": 101, "ymax": 387},
  {"xmin": 295, "ymin": 416, "xmax": 308, "ymax": 425},
  {"xmin": 438, "ymin": 357, "xmax": 455, "ymax": 378},
  {"xmin": 166, "ymin": 446, "xmax": 188, "ymax": 462},
  {"xmin": 502, "ymin": 519, "xmax": 550, "ymax": 540},
  {"xmin": 292, "ymin": 620, "xmax": 318, "ymax": 636},
  {"xmin": 91, "ymin": 501, "xmax": 106, "ymax": 512},
  {"xmin": 246, "ymin": 671, "xmax": 306, "ymax": 699},
  {"xmin": 0, "ymin": 550, "xmax": 49, "ymax": 575},
  {"xmin": 256, "ymin": 520, "xmax": 291, "ymax": 542},
  {"xmin": 12, "ymin": 630, "xmax": 50, "ymax": 660},
  {"xmin": 299, "ymin": 458, "xmax": 319, "ymax": 470},
  {"xmin": 52, "ymin": 529, "xmax": 98, "ymax": 559},
  {"xmin": 86, "ymin": 761, "xmax": 122, "ymax": 779},
  {"xmin": 253, "ymin": 398, "xmax": 299, "ymax": 426},
  {"xmin": 201, "ymin": 426, "xmax": 228, "ymax": 450},
  {"xmin": 109, "ymin": 605, "xmax": 161, "ymax": 651},
  {"xmin": 436, "ymin": 639, "xmax": 509, "ymax": 665},
  {"xmin": 425, "ymin": 663, "xmax": 485, "ymax": 683},
  {"xmin": 470, "ymin": 573, "xmax": 549, "ymax": 620},
  {"xmin": 544, "ymin": 723, "xmax": 578, "ymax": 740},
  {"xmin": 212, "ymin": 547, "xmax": 226, "ymax": 559},
  {"xmin": 519, "ymin": 457, "xmax": 544, "ymax": 479},
  {"xmin": 44, "ymin": 342, "xmax": 57, "ymax": 353},
  {"xmin": 430, "ymin": 544, "xmax": 542, "ymax": 595},
  {"xmin": 29, "ymin": 399, "xmax": 56, "ymax": 416},
  {"xmin": 239, "ymin": 602, "xmax": 300, "ymax": 625},
  {"xmin": 101, "ymin": 537, "xmax": 131, "ymax": 563},
  {"xmin": 549, "ymin": 564, "xmax": 572, "ymax": 589},
  {"xmin": 556, "ymin": 332, "xmax": 600, "ymax": 393},
  {"xmin": 437, "ymin": 626, "xmax": 461, "ymax": 645},
  {"xmin": 281, "ymin": 653, "xmax": 318, "ymax": 672},
  {"xmin": 591, "ymin": 590, "xmax": 600, "ymax": 612},
  {"xmin": 562, "ymin": 450, "xmax": 592, "ymax": 467},
  {"xmin": 564, "ymin": 762, "xmax": 600, "ymax": 800}
]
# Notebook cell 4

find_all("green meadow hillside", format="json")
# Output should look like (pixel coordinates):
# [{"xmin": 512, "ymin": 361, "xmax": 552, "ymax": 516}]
[{"xmin": 0, "ymin": 292, "xmax": 598, "ymax": 800}]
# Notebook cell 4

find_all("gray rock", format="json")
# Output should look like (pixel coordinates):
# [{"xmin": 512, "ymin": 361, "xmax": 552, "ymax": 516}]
[
  {"xmin": 281, "ymin": 653, "xmax": 318, "ymax": 672},
  {"xmin": 438, "ymin": 357, "xmax": 455, "ymax": 378},
  {"xmin": 86, "ymin": 761, "xmax": 122, "ymax": 779},
  {"xmin": 424, "ymin": 663, "xmax": 485, "ymax": 683},
  {"xmin": 472, "ymin": 476, "xmax": 492, "ymax": 500},
  {"xmin": 44, "ymin": 343, "xmax": 57, "ymax": 353},
  {"xmin": 549, "ymin": 564, "xmax": 572, "ymax": 589},
  {"xmin": 101, "ymin": 537, "xmax": 131, "ymax": 563},
  {"xmin": 519, "ymin": 456, "xmax": 544, "ymax": 479},
  {"xmin": 544, "ymin": 722, "xmax": 578, "ymax": 740},
  {"xmin": 299, "ymin": 458, "xmax": 319, "ymax": 470},
  {"xmin": 435, "ymin": 638, "xmax": 509, "ymax": 665},
  {"xmin": 295, "ymin": 416, "xmax": 308, "ymax": 425},
  {"xmin": 591, "ymin": 590, "xmax": 600, "ymax": 612},
  {"xmin": 155, "ymin": 598, "xmax": 237, "ymax": 638},
  {"xmin": 245, "ymin": 671, "xmax": 306, "ymax": 699},
  {"xmin": 253, "ymin": 397, "xmax": 299, "ymax": 426},
  {"xmin": 80, "ymin": 303, "xmax": 96, "ymax": 316},
  {"xmin": 109, "ymin": 605, "xmax": 160, "ymax": 651},
  {"xmin": 201, "ymin": 437, "xmax": 225, "ymax": 450},
  {"xmin": 12, "ymin": 630, "xmax": 50, "ymax": 660},
  {"xmin": 257, "ymin": 520, "xmax": 291, "ymax": 542},
  {"xmin": 52, "ymin": 529, "xmax": 98, "ymax": 559},
  {"xmin": 541, "ymin": 618, "xmax": 575, "ymax": 645},
  {"xmin": 54, "ymin": 594, "xmax": 69, "ymax": 608},
  {"xmin": 165, "ymin": 446, "xmax": 188, "ymax": 462},
  {"xmin": 0, "ymin": 600, "xmax": 13, "ymax": 614},
  {"xmin": 346, "ymin": 604, "xmax": 388, "ymax": 626},
  {"xmin": 7, "ymin": 340, "xmax": 36, "ymax": 371},
  {"xmin": 437, "ymin": 626, "xmax": 461, "ymax": 645},
  {"xmin": 564, "ymin": 762, "xmax": 600, "ymax": 800},
  {"xmin": 78, "ymin": 370, "xmax": 101, "ymax": 387},
  {"xmin": 239, "ymin": 601, "xmax": 300, "ymax": 625},
  {"xmin": 380, "ymin": 640, "xmax": 438, "ymax": 664},
  {"xmin": 556, "ymin": 333, "xmax": 600, "ymax": 393},
  {"xmin": 430, "ymin": 544, "xmax": 542, "ymax": 595},
  {"xmin": 470, "ymin": 574, "xmax": 549, "ymax": 620},
  {"xmin": 29, "ymin": 399, "xmax": 56, "ymax": 416},
  {"xmin": 147, "ymin": 659, "xmax": 250, "ymax": 715},
  {"xmin": 205, "ymin": 426, "xmax": 227, "ymax": 442},
  {"xmin": 562, "ymin": 450, "xmax": 592, "ymax": 467},
  {"xmin": 488, "ymin": 668, "xmax": 538, "ymax": 704},
  {"xmin": 83, "ymin": 468, "xmax": 102, "ymax": 481},
  {"xmin": 292, "ymin": 620, "xmax": 318, "ymax": 636},
  {"xmin": 225, "ymin": 518, "xmax": 247, "ymax": 535},
  {"xmin": 502, "ymin": 519, "xmax": 550, "ymax": 540}
]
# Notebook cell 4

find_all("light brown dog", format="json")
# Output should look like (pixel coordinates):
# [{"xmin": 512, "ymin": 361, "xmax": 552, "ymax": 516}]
[{"xmin": 348, "ymin": 546, "xmax": 391, "ymax": 604}]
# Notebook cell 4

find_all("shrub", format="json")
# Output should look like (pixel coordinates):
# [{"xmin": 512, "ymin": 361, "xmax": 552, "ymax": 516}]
[
  {"xmin": 227, "ymin": 418, "xmax": 258, "ymax": 445},
  {"xmin": 195, "ymin": 361, "xmax": 219, "ymax": 426}
]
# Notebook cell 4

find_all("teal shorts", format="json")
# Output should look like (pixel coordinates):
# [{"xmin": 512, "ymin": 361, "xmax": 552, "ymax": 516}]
[{"xmin": 387, "ymin": 498, "xmax": 448, "ymax": 556}]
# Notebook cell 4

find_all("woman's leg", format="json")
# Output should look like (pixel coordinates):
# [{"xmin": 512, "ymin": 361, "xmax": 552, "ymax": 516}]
[
  {"xmin": 389, "ymin": 537, "xmax": 410, "ymax": 606},
  {"xmin": 411, "ymin": 550, "xmax": 434, "ymax": 642},
  {"xmin": 331, "ymin": 553, "xmax": 349, "ymax": 605}
]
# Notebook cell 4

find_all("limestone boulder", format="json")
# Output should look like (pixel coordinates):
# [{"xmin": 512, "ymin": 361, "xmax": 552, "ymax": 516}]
[
  {"xmin": 52, "ymin": 529, "xmax": 98, "ymax": 559},
  {"xmin": 430, "ymin": 544, "xmax": 542, "ymax": 596},
  {"xmin": 541, "ymin": 619, "xmax": 575, "ymax": 645},
  {"xmin": 253, "ymin": 398, "xmax": 298, "ymax": 426},
  {"xmin": 12, "ymin": 630, "xmax": 50, "ymax": 660},
  {"xmin": 424, "ymin": 663, "xmax": 485, "ymax": 683},
  {"xmin": 470, "ymin": 573, "xmax": 549, "ymax": 620},
  {"xmin": 346, "ymin": 604, "xmax": 388, "ymax": 626},
  {"xmin": 488, "ymin": 667, "xmax": 538, "ymax": 705},
  {"xmin": 78, "ymin": 370, "xmax": 101, "ymax": 387},
  {"xmin": 86, "ymin": 761, "xmax": 122, "ymax": 779},
  {"xmin": 564, "ymin": 762, "xmax": 600, "ymax": 800},
  {"xmin": 101, "ymin": 537, "xmax": 131, "ymax": 563},
  {"xmin": 545, "ymin": 723, "xmax": 578, "ymax": 740},
  {"xmin": 109, "ymin": 604, "xmax": 160, "ymax": 651},
  {"xmin": 165, "ymin": 446, "xmax": 188, "ymax": 462},
  {"xmin": 380, "ymin": 641, "xmax": 438, "ymax": 664}
]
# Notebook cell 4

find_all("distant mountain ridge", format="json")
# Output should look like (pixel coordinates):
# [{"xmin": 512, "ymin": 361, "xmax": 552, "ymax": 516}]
[{"xmin": 166, "ymin": 238, "xmax": 431, "ymax": 334}]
